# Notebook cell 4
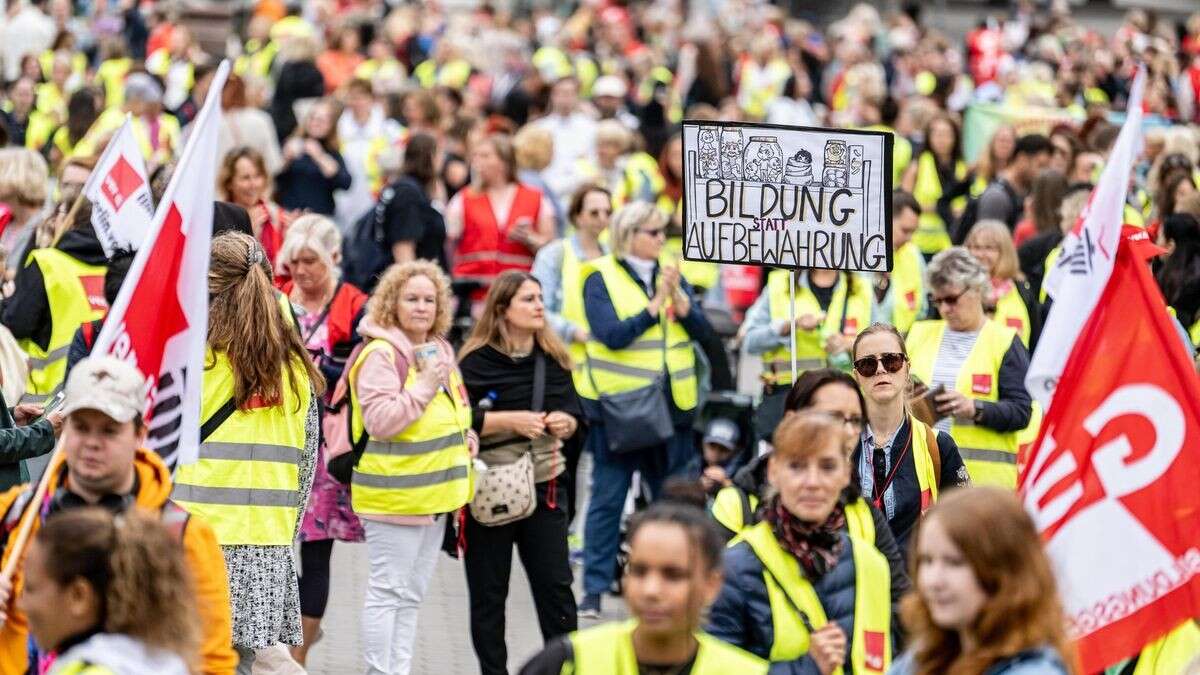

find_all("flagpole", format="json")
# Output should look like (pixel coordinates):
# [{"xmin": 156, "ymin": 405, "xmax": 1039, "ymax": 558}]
[
  {"xmin": 0, "ymin": 435, "xmax": 62, "ymax": 588},
  {"xmin": 789, "ymin": 269, "xmax": 797, "ymax": 383}
]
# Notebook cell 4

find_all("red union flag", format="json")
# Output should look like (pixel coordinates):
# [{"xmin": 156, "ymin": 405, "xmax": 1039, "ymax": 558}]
[
  {"xmin": 1019, "ymin": 230, "xmax": 1200, "ymax": 672},
  {"xmin": 91, "ymin": 62, "xmax": 230, "ymax": 468},
  {"xmin": 82, "ymin": 118, "xmax": 153, "ymax": 256}
]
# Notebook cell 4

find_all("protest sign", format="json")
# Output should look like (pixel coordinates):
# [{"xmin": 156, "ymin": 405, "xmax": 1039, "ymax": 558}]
[
  {"xmin": 962, "ymin": 102, "xmax": 1082, "ymax": 163},
  {"xmin": 680, "ymin": 121, "xmax": 893, "ymax": 273}
]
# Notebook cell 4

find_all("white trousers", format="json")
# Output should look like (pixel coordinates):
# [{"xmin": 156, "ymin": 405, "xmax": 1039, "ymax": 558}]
[{"xmin": 361, "ymin": 517, "xmax": 443, "ymax": 675}]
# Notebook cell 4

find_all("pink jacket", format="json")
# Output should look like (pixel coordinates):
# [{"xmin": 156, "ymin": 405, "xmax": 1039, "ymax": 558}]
[{"xmin": 353, "ymin": 316, "xmax": 477, "ymax": 523}]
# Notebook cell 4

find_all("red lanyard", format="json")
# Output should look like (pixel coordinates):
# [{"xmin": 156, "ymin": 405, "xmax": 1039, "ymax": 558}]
[{"xmin": 871, "ymin": 428, "xmax": 912, "ymax": 508}]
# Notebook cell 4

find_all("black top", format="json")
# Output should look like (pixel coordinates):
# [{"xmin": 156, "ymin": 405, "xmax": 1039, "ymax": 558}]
[
  {"xmin": 458, "ymin": 343, "xmax": 583, "ymax": 436},
  {"xmin": 270, "ymin": 60, "xmax": 325, "ymax": 142},
  {"xmin": 1, "ymin": 227, "xmax": 108, "ymax": 351},
  {"xmin": 382, "ymin": 176, "xmax": 448, "ymax": 272},
  {"xmin": 519, "ymin": 634, "xmax": 698, "ymax": 675},
  {"xmin": 276, "ymin": 150, "xmax": 352, "ymax": 216}
]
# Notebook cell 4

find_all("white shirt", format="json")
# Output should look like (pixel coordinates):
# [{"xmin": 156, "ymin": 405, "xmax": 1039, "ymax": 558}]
[
  {"xmin": 1, "ymin": 6, "xmax": 54, "ymax": 83},
  {"xmin": 532, "ymin": 110, "xmax": 597, "ymax": 204},
  {"xmin": 335, "ymin": 106, "xmax": 403, "ymax": 232}
]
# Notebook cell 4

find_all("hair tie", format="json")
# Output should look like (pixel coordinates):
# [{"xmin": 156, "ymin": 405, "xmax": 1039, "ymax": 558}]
[{"xmin": 247, "ymin": 245, "xmax": 265, "ymax": 269}]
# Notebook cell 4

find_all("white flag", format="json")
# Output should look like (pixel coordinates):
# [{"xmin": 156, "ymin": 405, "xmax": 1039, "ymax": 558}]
[
  {"xmin": 1026, "ymin": 68, "xmax": 1146, "ymax": 408},
  {"xmin": 80, "ymin": 118, "xmax": 154, "ymax": 256},
  {"xmin": 92, "ymin": 61, "xmax": 231, "ymax": 468}
]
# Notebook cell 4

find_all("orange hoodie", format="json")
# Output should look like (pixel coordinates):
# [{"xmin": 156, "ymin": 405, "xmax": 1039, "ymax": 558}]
[{"xmin": 0, "ymin": 449, "xmax": 237, "ymax": 675}]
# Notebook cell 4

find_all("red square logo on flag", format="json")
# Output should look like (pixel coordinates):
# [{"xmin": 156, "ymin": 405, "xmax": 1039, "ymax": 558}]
[
  {"xmin": 904, "ymin": 290, "xmax": 916, "ymax": 310},
  {"xmin": 972, "ymin": 373, "xmax": 993, "ymax": 395},
  {"xmin": 100, "ymin": 155, "xmax": 143, "ymax": 211},
  {"xmin": 862, "ymin": 630, "xmax": 886, "ymax": 672},
  {"xmin": 78, "ymin": 275, "xmax": 107, "ymax": 312},
  {"xmin": 1006, "ymin": 317, "xmax": 1024, "ymax": 331}
]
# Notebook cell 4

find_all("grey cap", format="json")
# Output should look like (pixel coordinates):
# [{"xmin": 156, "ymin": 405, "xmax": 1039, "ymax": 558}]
[{"xmin": 702, "ymin": 418, "xmax": 740, "ymax": 450}]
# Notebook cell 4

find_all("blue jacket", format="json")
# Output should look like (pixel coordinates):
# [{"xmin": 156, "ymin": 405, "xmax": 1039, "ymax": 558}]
[
  {"xmin": 708, "ymin": 531, "xmax": 898, "ymax": 674},
  {"xmin": 887, "ymin": 647, "xmax": 1069, "ymax": 675}
]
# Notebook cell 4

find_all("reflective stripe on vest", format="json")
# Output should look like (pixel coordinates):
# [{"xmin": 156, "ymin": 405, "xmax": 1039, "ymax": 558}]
[
  {"xmin": 567, "ymin": 620, "xmax": 769, "ymax": 675},
  {"xmin": 888, "ymin": 243, "xmax": 925, "ymax": 335},
  {"xmin": 171, "ymin": 350, "xmax": 309, "ymax": 546},
  {"xmin": 738, "ymin": 521, "xmax": 891, "ymax": 673},
  {"xmin": 582, "ymin": 255, "xmax": 697, "ymax": 411},
  {"xmin": 18, "ymin": 249, "xmax": 107, "ymax": 404},
  {"xmin": 561, "ymin": 240, "xmax": 598, "ymax": 400},
  {"xmin": 348, "ymin": 339, "xmax": 474, "ymax": 515},
  {"xmin": 993, "ymin": 284, "xmax": 1031, "ymax": 347},
  {"xmin": 907, "ymin": 319, "xmax": 1019, "ymax": 488},
  {"xmin": 911, "ymin": 152, "xmax": 967, "ymax": 256},
  {"xmin": 761, "ymin": 270, "xmax": 871, "ymax": 386},
  {"xmin": 453, "ymin": 185, "xmax": 542, "ymax": 286}
]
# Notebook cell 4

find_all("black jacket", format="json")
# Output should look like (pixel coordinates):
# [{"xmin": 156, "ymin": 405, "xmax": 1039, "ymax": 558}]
[
  {"xmin": 1, "ymin": 227, "xmax": 108, "ymax": 351},
  {"xmin": 0, "ymin": 390, "xmax": 55, "ymax": 491}
]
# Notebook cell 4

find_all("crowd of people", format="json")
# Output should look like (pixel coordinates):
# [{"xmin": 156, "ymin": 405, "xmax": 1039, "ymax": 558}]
[{"xmin": 0, "ymin": 0, "xmax": 1197, "ymax": 674}]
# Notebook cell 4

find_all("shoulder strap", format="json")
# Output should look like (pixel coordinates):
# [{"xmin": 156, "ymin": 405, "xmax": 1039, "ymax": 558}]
[
  {"xmin": 924, "ymin": 423, "xmax": 941, "ymax": 483},
  {"xmin": 737, "ymin": 487, "xmax": 753, "ymax": 529},
  {"xmin": 301, "ymin": 281, "xmax": 340, "ymax": 344},
  {"xmin": 531, "ymin": 352, "xmax": 546, "ymax": 412},
  {"xmin": 159, "ymin": 500, "xmax": 191, "ymax": 541},
  {"xmin": 199, "ymin": 398, "xmax": 237, "ymax": 443}
]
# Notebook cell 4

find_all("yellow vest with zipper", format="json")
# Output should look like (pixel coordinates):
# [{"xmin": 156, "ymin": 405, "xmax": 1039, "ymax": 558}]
[
  {"xmin": 907, "ymin": 319, "xmax": 1020, "ymax": 488},
  {"xmin": 887, "ymin": 243, "xmax": 925, "ymax": 335},
  {"xmin": 906, "ymin": 416, "xmax": 941, "ymax": 510},
  {"xmin": 737, "ymin": 521, "xmax": 891, "ymax": 674},
  {"xmin": 713, "ymin": 489, "xmax": 879, "ymax": 544},
  {"xmin": 348, "ymin": 339, "xmax": 473, "ymax": 515},
  {"xmin": 561, "ymin": 240, "xmax": 596, "ymax": 400},
  {"xmin": 18, "ymin": 249, "xmax": 107, "ymax": 405},
  {"xmin": 582, "ymin": 255, "xmax": 697, "ymax": 412},
  {"xmin": 171, "ymin": 350, "xmax": 309, "ymax": 546},
  {"xmin": 912, "ymin": 152, "xmax": 967, "ymax": 256},
  {"xmin": 566, "ymin": 619, "xmax": 768, "ymax": 675},
  {"xmin": 761, "ymin": 270, "xmax": 872, "ymax": 386},
  {"xmin": 993, "ymin": 283, "xmax": 1031, "ymax": 347}
]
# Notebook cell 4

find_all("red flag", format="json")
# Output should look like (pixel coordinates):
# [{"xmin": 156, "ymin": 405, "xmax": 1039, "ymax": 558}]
[
  {"xmin": 91, "ymin": 62, "xmax": 230, "ymax": 468},
  {"xmin": 1019, "ymin": 231, "xmax": 1200, "ymax": 672}
]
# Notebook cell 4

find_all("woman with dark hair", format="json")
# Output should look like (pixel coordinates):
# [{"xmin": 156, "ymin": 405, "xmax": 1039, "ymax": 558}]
[
  {"xmin": 1157, "ymin": 213, "xmax": 1200, "ymax": 345},
  {"xmin": 1012, "ymin": 169, "xmax": 1069, "ymax": 248},
  {"xmin": 458, "ymin": 270, "xmax": 583, "ymax": 675},
  {"xmin": 379, "ymin": 132, "xmax": 448, "ymax": 275},
  {"xmin": 276, "ymin": 97, "xmax": 352, "ymax": 216},
  {"xmin": 47, "ymin": 87, "xmax": 101, "ymax": 168},
  {"xmin": 902, "ymin": 113, "xmax": 967, "ymax": 257}
]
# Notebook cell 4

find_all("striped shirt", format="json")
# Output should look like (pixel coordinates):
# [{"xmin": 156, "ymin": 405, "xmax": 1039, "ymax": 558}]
[{"xmin": 931, "ymin": 328, "xmax": 980, "ymax": 434}]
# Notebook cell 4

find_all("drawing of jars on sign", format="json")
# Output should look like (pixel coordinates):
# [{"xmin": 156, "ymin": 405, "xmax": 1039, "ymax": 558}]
[
  {"xmin": 697, "ymin": 126, "xmax": 721, "ymax": 178},
  {"xmin": 719, "ymin": 128, "xmax": 744, "ymax": 180},
  {"xmin": 744, "ymin": 136, "xmax": 784, "ymax": 183},
  {"xmin": 821, "ymin": 139, "xmax": 849, "ymax": 187}
]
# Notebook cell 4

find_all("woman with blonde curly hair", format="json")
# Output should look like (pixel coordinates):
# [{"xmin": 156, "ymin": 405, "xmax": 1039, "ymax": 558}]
[
  {"xmin": 349, "ymin": 260, "xmax": 477, "ymax": 674},
  {"xmin": 890, "ymin": 486, "xmax": 1077, "ymax": 675},
  {"xmin": 20, "ymin": 508, "xmax": 200, "ymax": 674},
  {"xmin": 172, "ymin": 231, "xmax": 323, "ymax": 673}
]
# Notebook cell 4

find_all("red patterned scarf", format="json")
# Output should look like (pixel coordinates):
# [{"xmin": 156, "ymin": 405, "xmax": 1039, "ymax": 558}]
[{"xmin": 764, "ymin": 496, "xmax": 847, "ymax": 579}]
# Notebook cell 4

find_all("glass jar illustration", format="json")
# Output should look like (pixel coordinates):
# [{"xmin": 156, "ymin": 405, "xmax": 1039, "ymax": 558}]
[
  {"xmin": 719, "ymin": 128, "xmax": 744, "ymax": 180},
  {"xmin": 743, "ymin": 136, "xmax": 784, "ymax": 183},
  {"xmin": 696, "ymin": 126, "xmax": 721, "ymax": 179}
]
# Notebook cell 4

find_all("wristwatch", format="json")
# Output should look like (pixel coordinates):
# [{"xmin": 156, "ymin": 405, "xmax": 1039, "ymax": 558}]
[{"xmin": 972, "ymin": 400, "xmax": 985, "ymax": 424}]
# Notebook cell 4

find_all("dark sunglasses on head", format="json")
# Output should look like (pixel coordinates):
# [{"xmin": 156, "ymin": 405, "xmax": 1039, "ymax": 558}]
[{"xmin": 853, "ymin": 352, "xmax": 907, "ymax": 377}]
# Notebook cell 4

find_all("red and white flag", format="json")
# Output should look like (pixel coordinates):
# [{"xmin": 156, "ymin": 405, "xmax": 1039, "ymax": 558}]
[
  {"xmin": 1019, "ymin": 229, "xmax": 1200, "ymax": 672},
  {"xmin": 80, "ymin": 117, "xmax": 154, "ymax": 255},
  {"xmin": 91, "ymin": 61, "xmax": 230, "ymax": 468},
  {"xmin": 1026, "ymin": 68, "xmax": 1146, "ymax": 408}
]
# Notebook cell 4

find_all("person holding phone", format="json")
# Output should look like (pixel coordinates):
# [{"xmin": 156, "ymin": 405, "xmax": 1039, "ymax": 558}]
[
  {"xmin": 850, "ymin": 323, "xmax": 969, "ymax": 555},
  {"xmin": 906, "ymin": 248, "xmax": 1032, "ymax": 489},
  {"xmin": 276, "ymin": 97, "xmax": 352, "ymax": 217}
]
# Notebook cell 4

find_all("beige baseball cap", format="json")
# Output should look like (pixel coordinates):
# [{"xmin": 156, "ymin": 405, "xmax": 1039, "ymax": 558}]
[{"xmin": 61, "ymin": 356, "xmax": 149, "ymax": 423}]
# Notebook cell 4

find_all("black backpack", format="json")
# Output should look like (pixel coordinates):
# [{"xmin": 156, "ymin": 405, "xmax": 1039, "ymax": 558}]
[{"xmin": 342, "ymin": 183, "xmax": 399, "ymax": 293}]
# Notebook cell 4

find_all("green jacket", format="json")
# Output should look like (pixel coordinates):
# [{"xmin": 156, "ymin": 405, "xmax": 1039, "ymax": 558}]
[{"xmin": 0, "ymin": 390, "xmax": 54, "ymax": 490}]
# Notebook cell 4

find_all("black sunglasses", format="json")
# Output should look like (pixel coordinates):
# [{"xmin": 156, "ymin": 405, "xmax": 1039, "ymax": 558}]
[
  {"xmin": 853, "ymin": 352, "xmax": 907, "ymax": 377},
  {"xmin": 931, "ymin": 290, "xmax": 966, "ymax": 307}
]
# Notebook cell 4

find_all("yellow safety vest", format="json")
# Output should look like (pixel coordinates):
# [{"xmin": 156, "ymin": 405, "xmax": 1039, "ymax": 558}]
[
  {"xmin": 713, "ymin": 488, "xmax": 878, "ymax": 545},
  {"xmin": 532, "ymin": 46, "xmax": 573, "ymax": 81},
  {"xmin": 1188, "ymin": 316, "xmax": 1200, "ymax": 347},
  {"xmin": 861, "ymin": 125, "xmax": 912, "ymax": 187},
  {"xmin": 45, "ymin": 661, "xmax": 116, "ymax": 675},
  {"xmin": 18, "ymin": 249, "xmax": 107, "ymax": 405},
  {"xmin": 1126, "ymin": 621, "xmax": 1200, "ymax": 674},
  {"xmin": 1039, "ymin": 246, "xmax": 1061, "ymax": 303},
  {"xmin": 737, "ymin": 521, "xmax": 891, "ymax": 673},
  {"xmin": 907, "ymin": 319, "xmax": 1020, "ymax": 488},
  {"xmin": 24, "ymin": 109, "xmax": 57, "ymax": 152},
  {"xmin": 566, "ymin": 619, "xmax": 768, "ymax": 675},
  {"xmin": 737, "ymin": 58, "xmax": 791, "ymax": 120},
  {"xmin": 561, "ymin": 240, "xmax": 599, "ymax": 400},
  {"xmin": 130, "ymin": 113, "xmax": 181, "ymax": 167},
  {"xmin": 1016, "ymin": 401, "xmax": 1043, "ymax": 472},
  {"xmin": 39, "ymin": 51, "xmax": 87, "ymax": 82},
  {"xmin": 992, "ymin": 283, "xmax": 1031, "ymax": 347},
  {"xmin": 95, "ymin": 58, "xmax": 132, "ymax": 109},
  {"xmin": 912, "ymin": 152, "xmax": 967, "ymax": 256},
  {"xmin": 662, "ymin": 236, "xmax": 719, "ymax": 293},
  {"xmin": 413, "ymin": 59, "xmax": 471, "ymax": 89},
  {"xmin": 348, "ymin": 339, "xmax": 473, "ymax": 516},
  {"xmin": 34, "ymin": 82, "xmax": 66, "ymax": 123},
  {"xmin": 235, "ymin": 40, "xmax": 279, "ymax": 80},
  {"xmin": 613, "ymin": 152, "xmax": 666, "ymax": 209},
  {"xmin": 887, "ymin": 242, "xmax": 925, "ymax": 335},
  {"xmin": 908, "ymin": 416, "xmax": 941, "ymax": 510},
  {"xmin": 171, "ymin": 350, "xmax": 310, "ymax": 546},
  {"xmin": 582, "ymin": 255, "xmax": 697, "ymax": 411},
  {"xmin": 761, "ymin": 270, "xmax": 872, "ymax": 386}
]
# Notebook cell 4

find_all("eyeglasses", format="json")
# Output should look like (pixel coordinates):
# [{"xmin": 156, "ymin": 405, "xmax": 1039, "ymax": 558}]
[
  {"xmin": 825, "ymin": 412, "xmax": 864, "ymax": 429},
  {"xmin": 853, "ymin": 352, "xmax": 907, "ymax": 377},
  {"xmin": 638, "ymin": 227, "xmax": 667, "ymax": 238},
  {"xmin": 931, "ymin": 290, "xmax": 967, "ymax": 307}
]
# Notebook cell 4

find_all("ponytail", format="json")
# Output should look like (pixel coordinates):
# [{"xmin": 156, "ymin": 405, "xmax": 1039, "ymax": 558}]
[
  {"xmin": 36, "ymin": 508, "xmax": 200, "ymax": 664},
  {"xmin": 208, "ymin": 231, "xmax": 325, "ymax": 409}
]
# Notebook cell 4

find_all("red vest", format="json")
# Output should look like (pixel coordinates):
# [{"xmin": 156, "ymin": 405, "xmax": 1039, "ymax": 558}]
[{"xmin": 453, "ymin": 184, "xmax": 542, "ymax": 293}]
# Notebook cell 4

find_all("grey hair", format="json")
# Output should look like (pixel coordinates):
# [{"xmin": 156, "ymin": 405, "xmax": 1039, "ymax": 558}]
[
  {"xmin": 609, "ymin": 202, "xmax": 666, "ymax": 258},
  {"xmin": 926, "ymin": 246, "xmax": 990, "ymax": 296},
  {"xmin": 275, "ymin": 214, "xmax": 342, "ymax": 282}
]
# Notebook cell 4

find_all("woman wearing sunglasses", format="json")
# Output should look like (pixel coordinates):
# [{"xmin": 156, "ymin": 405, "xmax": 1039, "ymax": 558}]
[
  {"xmin": 850, "ymin": 323, "xmax": 968, "ymax": 556},
  {"xmin": 906, "ymin": 248, "xmax": 1032, "ymax": 489}
]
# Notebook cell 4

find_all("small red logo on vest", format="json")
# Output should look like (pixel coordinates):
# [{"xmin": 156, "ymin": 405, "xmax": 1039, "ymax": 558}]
[
  {"xmin": 843, "ymin": 318, "xmax": 859, "ymax": 336},
  {"xmin": 79, "ymin": 275, "xmax": 108, "ymax": 312},
  {"xmin": 904, "ymin": 290, "xmax": 916, "ymax": 310},
  {"xmin": 1005, "ymin": 317, "xmax": 1024, "ymax": 331},
  {"xmin": 100, "ymin": 155, "xmax": 143, "ymax": 211},
  {"xmin": 972, "ymin": 373, "xmax": 993, "ymax": 395},
  {"xmin": 863, "ymin": 630, "xmax": 886, "ymax": 671}
]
